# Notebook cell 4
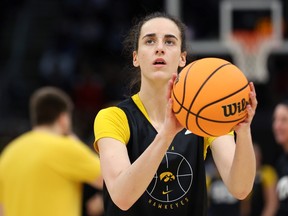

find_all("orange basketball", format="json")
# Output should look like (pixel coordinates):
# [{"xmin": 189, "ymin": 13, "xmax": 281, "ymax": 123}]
[{"xmin": 172, "ymin": 57, "xmax": 250, "ymax": 137}]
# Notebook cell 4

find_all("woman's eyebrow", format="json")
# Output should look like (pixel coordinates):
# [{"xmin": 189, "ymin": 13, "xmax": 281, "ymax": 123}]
[{"xmin": 142, "ymin": 33, "xmax": 178, "ymax": 40}]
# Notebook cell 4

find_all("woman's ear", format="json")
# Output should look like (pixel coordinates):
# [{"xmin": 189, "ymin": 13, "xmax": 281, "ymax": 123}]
[
  {"xmin": 133, "ymin": 51, "xmax": 139, "ymax": 67},
  {"xmin": 179, "ymin": 51, "xmax": 187, "ymax": 68}
]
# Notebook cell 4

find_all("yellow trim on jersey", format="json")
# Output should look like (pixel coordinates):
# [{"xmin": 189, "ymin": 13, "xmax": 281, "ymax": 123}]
[
  {"xmin": 206, "ymin": 174, "xmax": 212, "ymax": 190},
  {"xmin": 94, "ymin": 94, "xmax": 234, "ymax": 158},
  {"xmin": 131, "ymin": 94, "xmax": 151, "ymax": 121},
  {"xmin": 260, "ymin": 165, "xmax": 278, "ymax": 188}
]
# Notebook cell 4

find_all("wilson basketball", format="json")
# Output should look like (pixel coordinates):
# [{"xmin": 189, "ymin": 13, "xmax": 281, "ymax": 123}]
[{"xmin": 172, "ymin": 57, "xmax": 250, "ymax": 137}]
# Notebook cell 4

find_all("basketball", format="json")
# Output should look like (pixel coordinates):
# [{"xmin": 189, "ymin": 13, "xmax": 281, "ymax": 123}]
[{"xmin": 172, "ymin": 57, "xmax": 250, "ymax": 137}]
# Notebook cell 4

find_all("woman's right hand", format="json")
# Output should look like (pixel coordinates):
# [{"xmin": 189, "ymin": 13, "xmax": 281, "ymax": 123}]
[{"xmin": 161, "ymin": 73, "xmax": 184, "ymax": 138}]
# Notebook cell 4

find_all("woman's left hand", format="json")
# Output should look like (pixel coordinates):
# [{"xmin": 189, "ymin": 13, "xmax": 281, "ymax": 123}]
[{"xmin": 234, "ymin": 82, "xmax": 258, "ymax": 134}]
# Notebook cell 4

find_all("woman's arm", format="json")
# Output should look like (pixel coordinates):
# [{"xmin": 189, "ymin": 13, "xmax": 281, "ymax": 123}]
[
  {"xmin": 98, "ymin": 131, "xmax": 175, "ymax": 211},
  {"xmin": 98, "ymin": 75, "xmax": 183, "ymax": 211},
  {"xmin": 211, "ymin": 82, "xmax": 257, "ymax": 199},
  {"xmin": 211, "ymin": 131, "xmax": 255, "ymax": 199}
]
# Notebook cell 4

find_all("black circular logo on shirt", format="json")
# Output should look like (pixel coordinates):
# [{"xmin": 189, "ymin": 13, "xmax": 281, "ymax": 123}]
[{"xmin": 146, "ymin": 152, "xmax": 193, "ymax": 203}]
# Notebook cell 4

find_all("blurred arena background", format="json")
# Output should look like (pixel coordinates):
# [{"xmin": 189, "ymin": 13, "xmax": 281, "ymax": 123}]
[{"xmin": 0, "ymin": 0, "xmax": 288, "ymax": 167}]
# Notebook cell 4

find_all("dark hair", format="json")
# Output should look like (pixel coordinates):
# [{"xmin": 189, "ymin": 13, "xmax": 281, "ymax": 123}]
[
  {"xmin": 122, "ymin": 11, "xmax": 188, "ymax": 95},
  {"xmin": 278, "ymin": 99, "xmax": 288, "ymax": 107},
  {"xmin": 29, "ymin": 87, "xmax": 73, "ymax": 126},
  {"xmin": 273, "ymin": 98, "xmax": 288, "ymax": 112}
]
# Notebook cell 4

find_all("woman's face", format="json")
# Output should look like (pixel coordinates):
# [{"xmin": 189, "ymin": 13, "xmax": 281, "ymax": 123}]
[
  {"xmin": 272, "ymin": 104, "xmax": 288, "ymax": 146},
  {"xmin": 133, "ymin": 17, "xmax": 186, "ymax": 84}
]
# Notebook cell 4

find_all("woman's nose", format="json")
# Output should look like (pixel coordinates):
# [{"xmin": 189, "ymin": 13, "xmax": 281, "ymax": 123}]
[{"xmin": 155, "ymin": 42, "xmax": 165, "ymax": 54}]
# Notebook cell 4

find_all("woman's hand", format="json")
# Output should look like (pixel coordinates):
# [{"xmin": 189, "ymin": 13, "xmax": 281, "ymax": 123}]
[
  {"xmin": 234, "ymin": 82, "xmax": 258, "ymax": 135},
  {"xmin": 160, "ymin": 73, "xmax": 184, "ymax": 138}
]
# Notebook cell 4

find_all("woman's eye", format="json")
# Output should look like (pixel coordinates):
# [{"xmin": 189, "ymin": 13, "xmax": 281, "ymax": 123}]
[
  {"xmin": 146, "ymin": 39, "xmax": 155, "ymax": 45},
  {"xmin": 165, "ymin": 40, "xmax": 175, "ymax": 45}
]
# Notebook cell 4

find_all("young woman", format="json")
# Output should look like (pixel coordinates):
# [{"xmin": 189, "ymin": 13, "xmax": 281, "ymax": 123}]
[
  {"xmin": 272, "ymin": 100, "xmax": 288, "ymax": 216},
  {"xmin": 93, "ymin": 12, "xmax": 257, "ymax": 216}
]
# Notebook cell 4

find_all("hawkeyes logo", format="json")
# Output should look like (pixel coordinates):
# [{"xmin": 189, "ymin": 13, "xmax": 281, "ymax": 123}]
[
  {"xmin": 146, "ymin": 152, "xmax": 193, "ymax": 203},
  {"xmin": 160, "ymin": 172, "xmax": 176, "ymax": 182}
]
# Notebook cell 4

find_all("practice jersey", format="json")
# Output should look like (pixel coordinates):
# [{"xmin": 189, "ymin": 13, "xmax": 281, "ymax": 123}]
[
  {"xmin": 0, "ymin": 130, "xmax": 101, "ymax": 216},
  {"xmin": 275, "ymin": 153, "xmax": 288, "ymax": 216},
  {"xmin": 94, "ymin": 94, "xmax": 226, "ymax": 216}
]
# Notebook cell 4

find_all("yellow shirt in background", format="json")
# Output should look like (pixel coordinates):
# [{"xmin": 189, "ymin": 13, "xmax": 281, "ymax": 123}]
[{"xmin": 0, "ymin": 130, "xmax": 101, "ymax": 216}]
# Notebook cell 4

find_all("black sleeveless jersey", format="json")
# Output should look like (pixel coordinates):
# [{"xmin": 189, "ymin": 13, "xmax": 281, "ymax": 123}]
[{"xmin": 102, "ymin": 97, "xmax": 207, "ymax": 216}]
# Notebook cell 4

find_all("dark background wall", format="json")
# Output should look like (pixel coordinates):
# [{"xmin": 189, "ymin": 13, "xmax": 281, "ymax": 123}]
[{"xmin": 0, "ymin": 0, "xmax": 288, "ymax": 166}]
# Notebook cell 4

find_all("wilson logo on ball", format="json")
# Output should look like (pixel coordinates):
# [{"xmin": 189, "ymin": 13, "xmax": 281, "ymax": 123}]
[
  {"xmin": 221, "ymin": 98, "xmax": 248, "ymax": 117},
  {"xmin": 171, "ymin": 57, "xmax": 251, "ymax": 137}
]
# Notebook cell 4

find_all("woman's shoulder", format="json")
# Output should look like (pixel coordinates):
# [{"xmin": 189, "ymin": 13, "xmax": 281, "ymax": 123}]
[
  {"xmin": 97, "ymin": 106, "xmax": 126, "ymax": 118},
  {"xmin": 94, "ymin": 104, "xmax": 131, "ymax": 146}
]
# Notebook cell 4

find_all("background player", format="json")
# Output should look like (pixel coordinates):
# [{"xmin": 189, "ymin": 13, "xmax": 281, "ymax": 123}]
[{"xmin": 0, "ymin": 86, "xmax": 102, "ymax": 216}]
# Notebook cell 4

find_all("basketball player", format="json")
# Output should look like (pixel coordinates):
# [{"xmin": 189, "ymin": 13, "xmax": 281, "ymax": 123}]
[
  {"xmin": 0, "ymin": 87, "xmax": 102, "ymax": 216},
  {"xmin": 272, "ymin": 100, "xmax": 288, "ymax": 216},
  {"xmin": 94, "ymin": 12, "xmax": 257, "ymax": 215}
]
